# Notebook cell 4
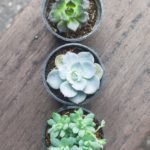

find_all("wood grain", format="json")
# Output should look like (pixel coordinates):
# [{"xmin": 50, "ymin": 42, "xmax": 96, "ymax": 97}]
[{"xmin": 0, "ymin": 0, "xmax": 150, "ymax": 149}]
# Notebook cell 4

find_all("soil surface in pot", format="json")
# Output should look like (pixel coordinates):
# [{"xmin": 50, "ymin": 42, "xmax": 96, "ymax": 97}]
[
  {"xmin": 45, "ymin": 46, "xmax": 100, "ymax": 104},
  {"xmin": 45, "ymin": 0, "xmax": 98, "ymax": 38},
  {"xmin": 45, "ymin": 109, "xmax": 104, "ymax": 147}
]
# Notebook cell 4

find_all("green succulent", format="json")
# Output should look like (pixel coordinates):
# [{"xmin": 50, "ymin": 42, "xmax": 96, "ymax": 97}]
[
  {"xmin": 47, "ymin": 108, "xmax": 106, "ymax": 150},
  {"xmin": 48, "ymin": 0, "xmax": 90, "ymax": 32},
  {"xmin": 47, "ymin": 51, "xmax": 104, "ymax": 104}
]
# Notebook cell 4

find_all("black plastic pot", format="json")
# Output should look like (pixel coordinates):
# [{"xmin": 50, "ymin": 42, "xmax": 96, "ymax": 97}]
[
  {"xmin": 42, "ymin": 43, "xmax": 105, "ymax": 106},
  {"xmin": 43, "ymin": 106, "xmax": 104, "ymax": 149},
  {"xmin": 41, "ymin": 0, "xmax": 104, "ymax": 42}
]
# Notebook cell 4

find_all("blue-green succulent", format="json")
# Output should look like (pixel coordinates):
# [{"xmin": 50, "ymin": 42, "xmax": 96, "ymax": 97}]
[
  {"xmin": 48, "ymin": 0, "xmax": 90, "ymax": 32},
  {"xmin": 47, "ymin": 51, "xmax": 104, "ymax": 104},
  {"xmin": 47, "ymin": 108, "xmax": 106, "ymax": 150}
]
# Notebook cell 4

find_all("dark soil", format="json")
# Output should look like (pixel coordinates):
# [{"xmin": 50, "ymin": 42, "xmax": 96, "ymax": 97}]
[
  {"xmin": 45, "ymin": 0, "xmax": 98, "ymax": 38},
  {"xmin": 45, "ymin": 46, "xmax": 100, "ymax": 104},
  {"xmin": 45, "ymin": 109, "xmax": 104, "ymax": 147}
]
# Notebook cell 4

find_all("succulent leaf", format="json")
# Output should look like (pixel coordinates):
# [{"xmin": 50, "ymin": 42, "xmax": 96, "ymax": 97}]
[
  {"xmin": 71, "ymin": 78, "xmax": 87, "ymax": 91},
  {"xmin": 60, "ymin": 81, "xmax": 77, "ymax": 98},
  {"xmin": 47, "ymin": 69, "xmax": 63, "ymax": 89},
  {"xmin": 66, "ymin": 62, "xmax": 82, "ymax": 84},
  {"xmin": 82, "ymin": 0, "xmax": 90, "ymax": 9},
  {"xmin": 78, "ymin": 12, "xmax": 89, "ymax": 23},
  {"xmin": 81, "ymin": 61, "xmax": 96, "ymax": 79},
  {"xmin": 51, "ymin": 137, "xmax": 61, "ymax": 147},
  {"xmin": 47, "ymin": 119, "xmax": 56, "ymax": 126},
  {"xmin": 69, "ymin": 62, "xmax": 82, "ymax": 74},
  {"xmin": 84, "ymin": 76, "xmax": 100, "ymax": 94},
  {"xmin": 55, "ymin": 54, "xmax": 64, "ymax": 68},
  {"xmin": 95, "ymin": 63, "xmax": 104, "ymax": 79},
  {"xmin": 63, "ymin": 52, "xmax": 78, "ymax": 65},
  {"xmin": 49, "ymin": 0, "xmax": 90, "ymax": 32},
  {"xmin": 58, "ymin": 65, "xmax": 68, "ymax": 80},
  {"xmin": 78, "ymin": 52, "xmax": 94, "ymax": 63},
  {"xmin": 67, "ymin": 19, "xmax": 80, "ymax": 31},
  {"xmin": 57, "ymin": 21, "xmax": 67, "ymax": 33},
  {"xmin": 48, "ymin": 10, "xmax": 60, "ymax": 23},
  {"xmin": 52, "ymin": 112, "xmax": 61, "ymax": 122},
  {"xmin": 70, "ymin": 92, "xmax": 86, "ymax": 104}
]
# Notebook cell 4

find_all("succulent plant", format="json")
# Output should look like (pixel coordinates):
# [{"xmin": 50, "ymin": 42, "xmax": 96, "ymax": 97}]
[
  {"xmin": 47, "ymin": 51, "xmax": 103, "ymax": 104},
  {"xmin": 46, "ymin": 108, "xmax": 106, "ymax": 150},
  {"xmin": 48, "ymin": 0, "xmax": 90, "ymax": 32}
]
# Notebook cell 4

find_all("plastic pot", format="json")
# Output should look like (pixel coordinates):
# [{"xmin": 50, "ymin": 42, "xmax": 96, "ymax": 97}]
[
  {"xmin": 42, "ymin": 43, "xmax": 105, "ymax": 106},
  {"xmin": 41, "ymin": 0, "xmax": 104, "ymax": 42}
]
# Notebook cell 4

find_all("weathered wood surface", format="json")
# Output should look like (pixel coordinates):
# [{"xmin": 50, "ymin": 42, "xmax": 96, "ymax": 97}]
[{"xmin": 0, "ymin": 0, "xmax": 150, "ymax": 149}]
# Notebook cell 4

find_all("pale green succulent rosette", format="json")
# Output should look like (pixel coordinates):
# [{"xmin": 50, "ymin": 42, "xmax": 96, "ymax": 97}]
[
  {"xmin": 46, "ymin": 108, "xmax": 106, "ymax": 150},
  {"xmin": 47, "ymin": 51, "xmax": 103, "ymax": 104},
  {"xmin": 48, "ymin": 0, "xmax": 90, "ymax": 32}
]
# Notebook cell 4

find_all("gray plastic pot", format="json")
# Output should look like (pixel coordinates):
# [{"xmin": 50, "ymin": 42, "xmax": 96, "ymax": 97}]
[
  {"xmin": 43, "ymin": 106, "xmax": 104, "ymax": 149},
  {"xmin": 41, "ymin": 0, "xmax": 104, "ymax": 42},
  {"xmin": 42, "ymin": 43, "xmax": 105, "ymax": 106}
]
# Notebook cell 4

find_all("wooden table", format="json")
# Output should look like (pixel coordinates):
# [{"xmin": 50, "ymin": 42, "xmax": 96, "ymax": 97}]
[{"xmin": 0, "ymin": 0, "xmax": 150, "ymax": 149}]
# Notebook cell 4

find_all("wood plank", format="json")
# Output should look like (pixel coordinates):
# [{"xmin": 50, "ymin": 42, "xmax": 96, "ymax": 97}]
[{"xmin": 0, "ymin": 0, "xmax": 150, "ymax": 149}]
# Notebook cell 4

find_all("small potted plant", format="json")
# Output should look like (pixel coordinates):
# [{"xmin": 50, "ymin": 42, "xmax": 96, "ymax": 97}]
[
  {"xmin": 44, "ymin": 106, "xmax": 106, "ymax": 149},
  {"xmin": 42, "ymin": 0, "xmax": 103, "ymax": 42},
  {"xmin": 43, "ymin": 43, "xmax": 104, "ymax": 105}
]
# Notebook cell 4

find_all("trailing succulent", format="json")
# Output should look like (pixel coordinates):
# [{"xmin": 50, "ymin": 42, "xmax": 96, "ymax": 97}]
[
  {"xmin": 47, "ymin": 51, "xmax": 104, "ymax": 104},
  {"xmin": 48, "ymin": 0, "xmax": 90, "ymax": 32},
  {"xmin": 47, "ymin": 108, "xmax": 106, "ymax": 150}
]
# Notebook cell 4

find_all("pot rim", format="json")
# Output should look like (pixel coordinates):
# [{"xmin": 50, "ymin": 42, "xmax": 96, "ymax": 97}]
[
  {"xmin": 42, "ymin": 43, "xmax": 105, "ymax": 106},
  {"xmin": 41, "ymin": 0, "xmax": 104, "ymax": 42}
]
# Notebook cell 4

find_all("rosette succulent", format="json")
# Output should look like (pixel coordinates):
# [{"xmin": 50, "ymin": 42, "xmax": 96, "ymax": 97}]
[
  {"xmin": 46, "ymin": 108, "xmax": 106, "ymax": 150},
  {"xmin": 46, "ymin": 51, "xmax": 104, "ymax": 104},
  {"xmin": 48, "ymin": 0, "xmax": 90, "ymax": 32}
]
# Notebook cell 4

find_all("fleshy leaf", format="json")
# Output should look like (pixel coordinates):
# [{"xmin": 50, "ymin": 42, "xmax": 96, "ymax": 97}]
[
  {"xmin": 78, "ymin": 12, "xmax": 89, "ymax": 23},
  {"xmin": 57, "ymin": 21, "xmax": 67, "ymax": 32},
  {"xmin": 100, "ymin": 120, "xmax": 106, "ymax": 128},
  {"xmin": 61, "ymin": 137, "xmax": 76, "ymax": 146},
  {"xmin": 67, "ymin": 1, "xmax": 76, "ymax": 8},
  {"xmin": 58, "ymin": 65, "xmax": 68, "ymax": 80},
  {"xmin": 70, "ymin": 62, "xmax": 82, "ymax": 73},
  {"xmin": 66, "ymin": 62, "xmax": 82, "ymax": 85},
  {"xmin": 67, "ymin": 19, "xmax": 80, "ymax": 31},
  {"xmin": 81, "ymin": 62, "xmax": 96, "ymax": 79},
  {"xmin": 70, "ymin": 92, "xmax": 86, "ymax": 104},
  {"xmin": 51, "ymin": 138, "xmax": 61, "ymax": 147},
  {"xmin": 47, "ymin": 119, "xmax": 55, "ymax": 126},
  {"xmin": 71, "ymin": 146, "xmax": 79, "ymax": 150},
  {"xmin": 52, "ymin": 112, "xmax": 61, "ymax": 122},
  {"xmin": 85, "ymin": 113, "xmax": 95, "ymax": 119},
  {"xmin": 78, "ymin": 52, "xmax": 94, "ymax": 63},
  {"xmin": 84, "ymin": 76, "xmax": 100, "ymax": 94},
  {"xmin": 60, "ymin": 81, "xmax": 77, "ymax": 98},
  {"xmin": 48, "ymin": 10, "xmax": 60, "ymax": 23},
  {"xmin": 82, "ymin": 0, "xmax": 90, "ymax": 9},
  {"xmin": 63, "ymin": 52, "xmax": 78, "ymax": 65},
  {"xmin": 60, "ymin": 130, "xmax": 65, "ymax": 137},
  {"xmin": 99, "ymin": 139, "xmax": 107, "ymax": 147},
  {"xmin": 47, "ymin": 69, "xmax": 63, "ymax": 89},
  {"xmin": 71, "ymin": 78, "xmax": 87, "ymax": 91},
  {"xmin": 95, "ymin": 63, "xmax": 104, "ymax": 79},
  {"xmin": 55, "ymin": 54, "xmax": 64, "ymax": 68},
  {"xmin": 73, "ymin": 127, "xmax": 79, "ymax": 133}
]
